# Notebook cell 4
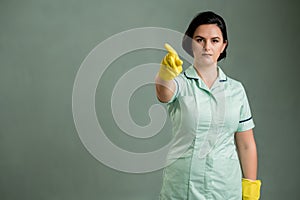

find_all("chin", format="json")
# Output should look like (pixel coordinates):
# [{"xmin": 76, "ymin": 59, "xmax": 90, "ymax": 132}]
[{"xmin": 195, "ymin": 59, "xmax": 215, "ymax": 66}]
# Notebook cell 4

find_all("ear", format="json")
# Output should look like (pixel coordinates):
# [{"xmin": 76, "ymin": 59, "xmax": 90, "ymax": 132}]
[{"xmin": 221, "ymin": 40, "xmax": 228, "ymax": 53}]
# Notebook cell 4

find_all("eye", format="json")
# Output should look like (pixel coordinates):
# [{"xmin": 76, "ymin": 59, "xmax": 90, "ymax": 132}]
[
  {"xmin": 212, "ymin": 39, "xmax": 219, "ymax": 43},
  {"xmin": 195, "ymin": 38, "xmax": 204, "ymax": 43}
]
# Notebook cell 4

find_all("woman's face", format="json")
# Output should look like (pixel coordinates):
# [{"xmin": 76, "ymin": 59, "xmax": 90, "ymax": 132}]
[{"xmin": 192, "ymin": 24, "xmax": 227, "ymax": 66}]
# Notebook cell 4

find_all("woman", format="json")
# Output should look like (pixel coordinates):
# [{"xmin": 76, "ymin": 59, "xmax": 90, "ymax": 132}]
[{"xmin": 155, "ymin": 11, "xmax": 261, "ymax": 199}]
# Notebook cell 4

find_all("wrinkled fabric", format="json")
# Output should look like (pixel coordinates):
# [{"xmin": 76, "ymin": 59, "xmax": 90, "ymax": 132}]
[{"xmin": 159, "ymin": 66, "xmax": 255, "ymax": 200}]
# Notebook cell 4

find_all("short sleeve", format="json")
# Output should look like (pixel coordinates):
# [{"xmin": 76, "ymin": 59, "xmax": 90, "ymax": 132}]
[{"xmin": 236, "ymin": 84, "xmax": 255, "ymax": 132}]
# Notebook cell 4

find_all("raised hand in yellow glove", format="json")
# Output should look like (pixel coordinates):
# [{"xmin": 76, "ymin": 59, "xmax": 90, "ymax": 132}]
[
  {"xmin": 242, "ymin": 178, "xmax": 262, "ymax": 200},
  {"xmin": 158, "ymin": 43, "xmax": 183, "ymax": 81}
]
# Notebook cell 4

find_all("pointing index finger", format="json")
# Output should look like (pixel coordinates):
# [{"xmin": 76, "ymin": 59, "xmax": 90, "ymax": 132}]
[{"xmin": 164, "ymin": 43, "xmax": 178, "ymax": 56}]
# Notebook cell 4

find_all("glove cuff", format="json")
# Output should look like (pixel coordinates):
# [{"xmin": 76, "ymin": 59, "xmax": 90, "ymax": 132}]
[{"xmin": 242, "ymin": 178, "xmax": 262, "ymax": 200}]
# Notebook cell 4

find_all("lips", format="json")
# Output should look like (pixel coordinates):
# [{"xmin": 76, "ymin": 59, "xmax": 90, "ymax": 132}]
[{"xmin": 202, "ymin": 53, "xmax": 212, "ymax": 56}]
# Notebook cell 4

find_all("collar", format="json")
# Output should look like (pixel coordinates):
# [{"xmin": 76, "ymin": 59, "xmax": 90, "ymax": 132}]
[{"xmin": 184, "ymin": 65, "xmax": 227, "ymax": 82}]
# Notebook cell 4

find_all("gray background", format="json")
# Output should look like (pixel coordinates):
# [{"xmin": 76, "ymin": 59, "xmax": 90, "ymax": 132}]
[{"xmin": 1, "ymin": 0, "xmax": 299, "ymax": 199}]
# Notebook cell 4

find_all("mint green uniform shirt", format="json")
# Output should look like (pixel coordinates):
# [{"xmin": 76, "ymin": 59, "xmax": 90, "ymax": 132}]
[{"xmin": 159, "ymin": 66, "xmax": 255, "ymax": 200}]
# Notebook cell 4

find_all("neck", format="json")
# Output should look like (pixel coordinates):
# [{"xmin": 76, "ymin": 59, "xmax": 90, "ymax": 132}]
[{"xmin": 193, "ymin": 62, "xmax": 218, "ymax": 84}]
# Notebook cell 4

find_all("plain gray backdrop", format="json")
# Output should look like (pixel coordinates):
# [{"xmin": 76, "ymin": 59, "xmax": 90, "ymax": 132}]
[{"xmin": 1, "ymin": 0, "xmax": 299, "ymax": 199}]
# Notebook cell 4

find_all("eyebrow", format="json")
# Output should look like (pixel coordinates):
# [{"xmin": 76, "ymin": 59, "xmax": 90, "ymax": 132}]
[{"xmin": 194, "ymin": 35, "xmax": 221, "ymax": 39}]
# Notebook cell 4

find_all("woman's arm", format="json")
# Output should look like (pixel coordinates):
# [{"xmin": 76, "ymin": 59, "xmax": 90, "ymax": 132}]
[
  {"xmin": 155, "ymin": 74, "xmax": 176, "ymax": 103},
  {"xmin": 155, "ymin": 43, "xmax": 182, "ymax": 103},
  {"xmin": 235, "ymin": 129, "xmax": 258, "ymax": 180}
]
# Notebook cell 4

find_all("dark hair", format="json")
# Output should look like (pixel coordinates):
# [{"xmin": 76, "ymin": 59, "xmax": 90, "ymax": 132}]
[{"xmin": 182, "ymin": 11, "xmax": 228, "ymax": 61}]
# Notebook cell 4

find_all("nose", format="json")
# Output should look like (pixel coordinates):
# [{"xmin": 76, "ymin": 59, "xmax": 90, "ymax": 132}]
[{"xmin": 203, "ymin": 41, "xmax": 211, "ymax": 51}]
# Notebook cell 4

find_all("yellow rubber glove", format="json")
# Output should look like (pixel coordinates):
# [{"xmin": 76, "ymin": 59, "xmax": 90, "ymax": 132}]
[
  {"xmin": 158, "ymin": 43, "xmax": 183, "ymax": 81},
  {"xmin": 242, "ymin": 178, "xmax": 262, "ymax": 200}
]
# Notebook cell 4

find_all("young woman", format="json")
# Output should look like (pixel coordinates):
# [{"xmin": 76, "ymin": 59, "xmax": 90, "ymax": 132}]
[{"xmin": 155, "ymin": 11, "xmax": 261, "ymax": 199}]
